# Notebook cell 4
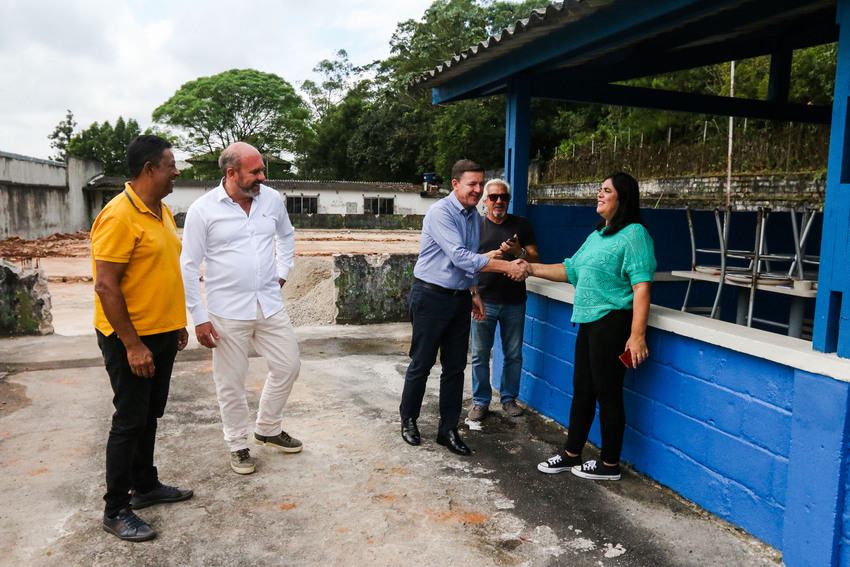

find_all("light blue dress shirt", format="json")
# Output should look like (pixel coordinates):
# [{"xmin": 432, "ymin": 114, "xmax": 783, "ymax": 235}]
[{"xmin": 413, "ymin": 191, "xmax": 489, "ymax": 290}]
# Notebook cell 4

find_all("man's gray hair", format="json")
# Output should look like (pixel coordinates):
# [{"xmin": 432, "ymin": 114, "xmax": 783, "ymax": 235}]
[
  {"xmin": 484, "ymin": 178, "xmax": 511, "ymax": 197},
  {"xmin": 218, "ymin": 146, "xmax": 241, "ymax": 175}
]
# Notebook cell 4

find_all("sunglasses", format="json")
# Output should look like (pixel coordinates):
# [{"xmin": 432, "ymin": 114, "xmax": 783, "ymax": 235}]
[{"xmin": 487, "ymin": 193, "xmax": 510, "ymax": 203}]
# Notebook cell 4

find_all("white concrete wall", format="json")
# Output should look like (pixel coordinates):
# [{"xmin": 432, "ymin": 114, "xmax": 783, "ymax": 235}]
[
  {"xmin": 0, "ymin": 152, "xmax": 102, "ymax": 239},
  {"xmin": 289, "ymin": 189, "xmax": 433, "ymax": 215},
  {"xmin": 163, "ymin": 186, "xmax": 210, "ymax": 215},
  {"xmin": 163, "ymin": 186, "xmax": 439, "ymax": 216},
  {"xmin": 0, "ymin": 152, "xmax": 66, "ymax": 186}
]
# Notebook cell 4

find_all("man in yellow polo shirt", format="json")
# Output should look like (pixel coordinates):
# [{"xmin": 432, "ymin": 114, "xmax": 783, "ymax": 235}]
[{"xmin": 91, "ymin": 135, "xmax": 192, "ymax": 542}]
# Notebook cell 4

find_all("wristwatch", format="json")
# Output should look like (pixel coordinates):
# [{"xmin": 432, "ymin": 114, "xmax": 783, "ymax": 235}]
[{"xmin": 517, "ymin": 248, "xmax": 527, "ymax": 259}]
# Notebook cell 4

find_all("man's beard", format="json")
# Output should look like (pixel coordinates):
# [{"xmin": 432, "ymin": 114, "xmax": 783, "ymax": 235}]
[{"xmin": 239, "ymin": 182, "xmax": 260, "ymax": 197}]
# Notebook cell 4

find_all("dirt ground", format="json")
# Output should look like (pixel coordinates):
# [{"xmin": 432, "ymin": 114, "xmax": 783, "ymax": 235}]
[
  {"xmin": 0, "ymin": 229, "xmax": 422, "ymax": 327},
  {"xmin": 0, "ymin": 229, "xmax": 422, "ymax": 261}
]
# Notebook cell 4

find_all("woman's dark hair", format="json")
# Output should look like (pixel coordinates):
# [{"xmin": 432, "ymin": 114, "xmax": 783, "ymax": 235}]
[{"xmin": 597, "ymin": 171, "xmax": 645, "ymax": 236}]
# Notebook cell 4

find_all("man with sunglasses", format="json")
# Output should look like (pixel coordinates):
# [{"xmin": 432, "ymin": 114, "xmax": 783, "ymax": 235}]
[{"xmin": 468, "ymin": 179, "xmax": 539, "ymax": 421}]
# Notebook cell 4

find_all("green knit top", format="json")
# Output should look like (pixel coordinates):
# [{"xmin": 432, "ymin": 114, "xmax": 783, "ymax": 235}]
[{"xmin": 563, "ymin": 223, "xmax": 657, "ymax": 323}]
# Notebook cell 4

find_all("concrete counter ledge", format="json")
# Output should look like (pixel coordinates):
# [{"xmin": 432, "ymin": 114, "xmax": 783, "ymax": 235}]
[{"xmin": 526, "ymin": 277, "xmax": 850, "ymax": 383}]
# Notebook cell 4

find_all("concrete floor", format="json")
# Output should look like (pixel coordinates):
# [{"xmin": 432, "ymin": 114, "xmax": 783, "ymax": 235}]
[{"xmin": 0, "ymin": 277, "xmax": 783, "ymax": 566}]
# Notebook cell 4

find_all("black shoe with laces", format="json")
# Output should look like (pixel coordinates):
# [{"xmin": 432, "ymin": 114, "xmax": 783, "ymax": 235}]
[
  {"xmin": 571, "ymin": 459, "xmax": 621, "ymax": 480},
  {"xmin": 103, "ymin": 508, "xmax": 156, "ymax": 542},
  {"xmin": 537, "ymin": 452, "xmax": 582, "ymax": 474},
  {"xmin": 130, "ymin": 483, "xmax": 194, "ymax": 510}
]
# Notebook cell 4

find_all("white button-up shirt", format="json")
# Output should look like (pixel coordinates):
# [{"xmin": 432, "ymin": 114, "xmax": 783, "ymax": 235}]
[{"xmin": 181, "ymin": 182, "xmax": 295, "ymax": 324}]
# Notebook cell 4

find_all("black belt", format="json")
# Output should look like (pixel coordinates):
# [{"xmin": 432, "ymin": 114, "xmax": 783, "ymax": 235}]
[{"xmin": 414, "ymin": 278, "xmax": 469, "ymax": 297}]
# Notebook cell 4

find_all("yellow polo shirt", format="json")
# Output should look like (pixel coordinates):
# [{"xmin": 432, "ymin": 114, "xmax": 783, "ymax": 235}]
[{"xmin": 91, "ymin": 183, "xmax": 187, "ymax": 336}]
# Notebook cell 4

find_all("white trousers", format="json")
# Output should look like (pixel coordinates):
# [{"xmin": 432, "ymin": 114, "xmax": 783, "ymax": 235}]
[{"xmin": 209, "ymin": 304, "xmax": 301, "ymax": 452}]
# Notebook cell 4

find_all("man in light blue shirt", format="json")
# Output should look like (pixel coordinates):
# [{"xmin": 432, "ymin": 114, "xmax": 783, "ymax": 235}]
[{"xmin": 400, "ymin": 159, "xmax": 528, "ymax": 456}]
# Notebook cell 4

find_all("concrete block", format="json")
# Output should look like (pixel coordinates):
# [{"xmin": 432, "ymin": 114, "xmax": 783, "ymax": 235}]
[
  {"xmin": 678, "ymin": 375, "xmax": 746, "ymax": 437},
  {"xmin": 725, "ymin": 483, "xmax": 785, "ymax": 548},
  {"xmin": 656, "ymin": 338, "xmax": 726, "ymax": 383},
  {"xmin": 630, "ymin": 363, "xmax": 685, "ymax": 411},
  {"xmin": 522, "ymin": 345, "xmax": 544, "ymax": 377},
  {"xmin": 333, "ymin": 254, "xmax": 416, "ymax": 324},
  {"xmin": 645, "ymin": 446, "xmax": 731, "ymax": 519},
  {"xmin": 539, "ymin": 322, "xmax": 574, "ymax": 361},
  {"xmin": 0, "ymin": 260, "xmax": 52, "ymax": 336},
  {"xmin": 623, "ymin": 389, "xmax": 654, "ymax": 436},
  {"xmin": 547, "ymin": 300, "xmax": 573, "ymax": 330},
  {"xmin": 653, "ymin": 403, "xmax": 777, "ymax": 498},
  {"xmin": 714, "ymin": 350, "xmax": 794, "ymax": 411},
  {"xmin": 740, "ymin": 399, "xmax": 792, "ymax": 458},
  {"xmin": 541, "ymin": 353, "xmax": 573, "ymax": 392},
  {"xmin": 526, "ymin": 293, "xmax": 546, "ymax": 321}
]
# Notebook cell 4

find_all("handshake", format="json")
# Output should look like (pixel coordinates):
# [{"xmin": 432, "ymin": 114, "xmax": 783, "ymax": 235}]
[{"xmin": 506, "ymin": 259, "xmax": 531, "ymax": 282}]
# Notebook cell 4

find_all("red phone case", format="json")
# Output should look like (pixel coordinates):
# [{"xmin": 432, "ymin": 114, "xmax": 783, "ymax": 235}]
[{"xmin": 619, "ymin": 349, "xmax": 632, "ymax": 367}]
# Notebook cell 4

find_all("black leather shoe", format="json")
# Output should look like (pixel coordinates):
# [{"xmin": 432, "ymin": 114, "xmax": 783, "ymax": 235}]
[
  {"xmin": 103, "ymin": 508, "xmax": 156, "ymax": 542},
  {"xmin": 401, "ymin": 418, "xmax": 420, "ymax": 445},
  {"xmin": 130, "ymin": 484, "xmax": 194, "ymax": 510},
  {"xmin": 436, "ymin": 428, "xmax": 471, "ymax": 456}
]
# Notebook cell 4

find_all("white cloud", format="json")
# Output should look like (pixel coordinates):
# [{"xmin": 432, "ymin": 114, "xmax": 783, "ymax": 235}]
[{"xmin": 0, "ymin": 0, "xmax": 434, "ymax": 160}]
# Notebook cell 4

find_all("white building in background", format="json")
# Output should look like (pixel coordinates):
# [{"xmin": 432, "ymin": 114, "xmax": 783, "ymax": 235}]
[{"xmin": 88, "ymin": 178, "xmax": 444, "ymax": 220}]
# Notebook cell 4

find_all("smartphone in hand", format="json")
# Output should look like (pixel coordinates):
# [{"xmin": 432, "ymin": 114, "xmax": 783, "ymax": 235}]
[{"xmin": 619, "ymin": 349, "xmax": 632, "ymax": 367}]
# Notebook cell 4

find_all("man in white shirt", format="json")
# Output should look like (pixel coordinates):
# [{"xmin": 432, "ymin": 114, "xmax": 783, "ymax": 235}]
[{"xmin": 181, "ymin": 141, "xmax": 302, "ymax": 475}]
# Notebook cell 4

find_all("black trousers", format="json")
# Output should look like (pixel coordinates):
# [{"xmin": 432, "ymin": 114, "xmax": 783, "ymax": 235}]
[
  {"xmin": 97, "ymin": 329, "xmax": 178, "ymax": 516},
  {"xmin": 565, "ymin": 309, "xmax": 633, "ymax": 464},
  {"xmin": 399, "ymin": 284, "xmax": 471, "ymax": 435}
]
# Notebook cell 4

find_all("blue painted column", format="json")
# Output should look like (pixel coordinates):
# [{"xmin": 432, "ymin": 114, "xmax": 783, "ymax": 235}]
[
  {"xmin": 782, "ymin": 371, "xmax": 850, "ymax": 567},
  {"xmin": 814, "ymin": 0, "xmax": 850, "ymax": 356},
  {"xmin": 505, "ymin": 76, "xmax": 530, "ymax": 217}
]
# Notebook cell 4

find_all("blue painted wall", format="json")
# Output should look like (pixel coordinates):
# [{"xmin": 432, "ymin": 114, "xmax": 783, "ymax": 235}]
[{"xmin": 489, "ymin": 291, "xmax": 850, "ymax": 564}]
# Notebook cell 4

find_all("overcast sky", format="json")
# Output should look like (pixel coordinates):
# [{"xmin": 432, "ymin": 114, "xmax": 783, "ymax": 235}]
[{"xmin": 0, "ymin": 0, "xmax": 436, "ymax": 161}]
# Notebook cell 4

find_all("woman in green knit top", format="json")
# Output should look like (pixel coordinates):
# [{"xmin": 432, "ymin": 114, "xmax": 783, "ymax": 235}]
[{"xmin": 530, "ymin": 172, "xmax": 656, "ymax": 481}]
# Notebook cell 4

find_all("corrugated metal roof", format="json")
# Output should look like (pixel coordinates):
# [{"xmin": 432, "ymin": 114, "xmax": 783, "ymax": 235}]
[
  {"xmin": 410, "ymin": 0, "xmax": 838, "ymax": 98},
  {"xmin": 408, "ymin": 0, "xmax": 616, "ymax": 91}
]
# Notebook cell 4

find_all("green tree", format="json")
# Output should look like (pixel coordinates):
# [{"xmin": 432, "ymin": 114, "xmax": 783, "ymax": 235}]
[
  {"xmin": 381, "ymin": 0, "xmax": 490, "ymax": 92},
  {"xmin": 66, "ymin": 117, "xmax": 142, "ymax": 176},
  {"xmin": 152, "ymin": 69, "xmax": 310, "ymax": 157},
  {"xmin": 297, "ymin": 80, "xmax": 372, "ymax": 179},
  {"xmin": 48, "ymin": 109, "xmax": 76, "ymax": 162},
  {"xmin": 301, "ymin": 50, "xmax": 356, "ymax": 122},
  {"xmin": 296, "ymin": 0, "xmax": 596, "ymax": 181}
]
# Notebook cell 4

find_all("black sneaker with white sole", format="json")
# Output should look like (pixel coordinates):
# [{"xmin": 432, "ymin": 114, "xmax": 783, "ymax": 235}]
[
  {"xmin": 571, "ymin": 459, "xmax": 621, "ymax": 480},
  {"xmin": 537, "ymin": 452, "xmax": 582, "ymax": 474},
  {"xmin": 254, "ymin": 430, "xmax": 303, "ymax": 453}
]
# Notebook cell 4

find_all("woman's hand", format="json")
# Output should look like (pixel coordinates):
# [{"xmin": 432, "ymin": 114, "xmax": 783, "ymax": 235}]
[{"xmin": 625, "ymin": 335, "xmax": 649, "ymax": 368}]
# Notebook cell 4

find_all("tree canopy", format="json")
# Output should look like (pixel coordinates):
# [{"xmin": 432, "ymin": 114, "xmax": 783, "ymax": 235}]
[
  {"xmin": 152, "ymin": 69, "xmax": 310, "ymax": 158},
  {"xmin": 48, "ymin": 1, "xmax": 836, "ymax": 184},
  {"xmin": 64, "ymin": 116, "xmax": 142, "ymax": 177},
  {"xmin": 298, "ymin": 0, "xmax": 836, "ymax": 183},
  {"xmin": 48, "ymin": 110, "xmax": 76, "ymax": 162}
]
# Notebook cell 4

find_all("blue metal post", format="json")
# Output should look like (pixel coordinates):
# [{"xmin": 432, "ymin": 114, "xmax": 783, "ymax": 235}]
[
  {"xmin": 814, "ymin": 0, "xmax": 850, "ymax": 356},
  {"xmin": 505, "ymin": 77, "xmax": 530, "ymax": 217}
]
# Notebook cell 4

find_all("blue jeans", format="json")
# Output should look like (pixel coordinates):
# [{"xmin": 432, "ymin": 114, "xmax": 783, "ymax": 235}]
[{"xmin": 470, "ymin": 301, "xmax": 526, "ymax": 407}]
